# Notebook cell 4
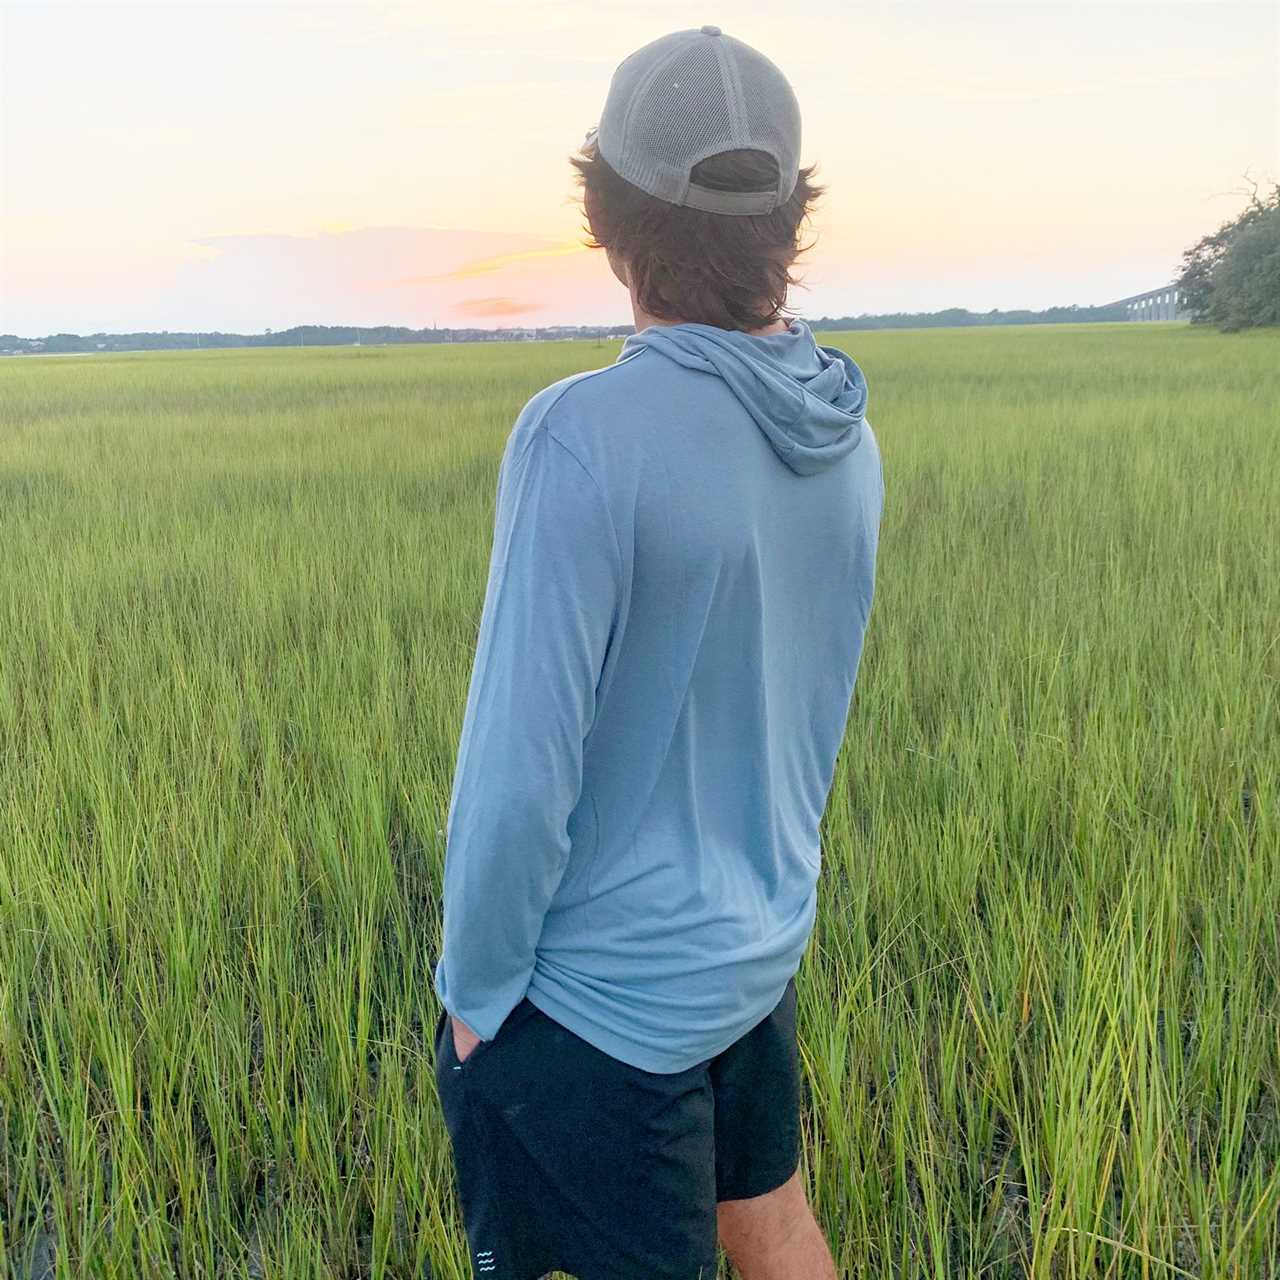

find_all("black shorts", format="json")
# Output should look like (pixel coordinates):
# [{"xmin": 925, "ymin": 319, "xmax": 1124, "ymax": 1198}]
[{"xmin": 433, "ymin": 976, "xmax": 802, "ymax": 1280}]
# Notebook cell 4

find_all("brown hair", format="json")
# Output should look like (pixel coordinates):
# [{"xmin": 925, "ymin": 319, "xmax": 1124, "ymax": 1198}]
[{"xmin": 569, "ymin": 134, "xmax": 825, "ymax": 332}]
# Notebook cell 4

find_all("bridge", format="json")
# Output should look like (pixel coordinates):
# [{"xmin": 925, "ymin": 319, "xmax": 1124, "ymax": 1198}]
[{"xmin": 1104, "ymin": 285, "xmax": 1188, "ymax": 321}]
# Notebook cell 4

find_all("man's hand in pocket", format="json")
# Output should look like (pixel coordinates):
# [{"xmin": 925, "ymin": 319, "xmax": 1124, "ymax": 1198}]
[{"xmin": 451, "ymin": 1015, "xmax": 482, "ymax": 1062}]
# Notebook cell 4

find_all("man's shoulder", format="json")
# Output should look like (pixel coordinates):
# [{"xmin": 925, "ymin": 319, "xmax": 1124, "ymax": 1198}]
[
  {"xmin": 509, "ymin": 346, "xmax": 664, "ymax": 460},
  {"xmin": 525, "ymin": 346, "xmax": 652, "ymax": 419}
]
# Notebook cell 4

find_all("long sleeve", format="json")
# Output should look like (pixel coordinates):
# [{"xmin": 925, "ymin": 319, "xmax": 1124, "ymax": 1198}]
[{"xmin": 433, "ymin": 417, "xmax": 622, "ymax": 1041}]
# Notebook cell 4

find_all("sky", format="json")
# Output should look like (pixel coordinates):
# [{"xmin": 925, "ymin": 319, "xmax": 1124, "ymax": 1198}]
[{"xmin": 1, "ymin": 0, "xmax": 1276, "ymax": 337}]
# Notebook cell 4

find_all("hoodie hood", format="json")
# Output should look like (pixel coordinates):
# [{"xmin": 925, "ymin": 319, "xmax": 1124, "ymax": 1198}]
[{"xmin": 618, "ymin": 318, "xmax": 869, "ymax": 476}]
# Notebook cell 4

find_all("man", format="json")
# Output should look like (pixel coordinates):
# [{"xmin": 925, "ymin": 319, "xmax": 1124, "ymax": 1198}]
[{"xmin": 432, "ymin": 25, "xmax": 883, "ymax": 1280}]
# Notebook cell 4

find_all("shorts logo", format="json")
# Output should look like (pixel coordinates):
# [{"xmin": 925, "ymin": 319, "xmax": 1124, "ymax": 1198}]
[{"xmin": 476, "ymin": 1247, "xmax": 496, "ymax": 1272}]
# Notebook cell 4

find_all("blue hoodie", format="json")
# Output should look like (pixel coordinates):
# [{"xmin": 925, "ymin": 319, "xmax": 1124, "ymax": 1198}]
[{"xmin": 433, "ymin": 318, "xmax": 883, "ymax": 1074}]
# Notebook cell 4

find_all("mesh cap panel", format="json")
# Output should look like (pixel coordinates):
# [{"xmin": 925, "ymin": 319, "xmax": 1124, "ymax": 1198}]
[{"xmin": 595, "ymin": 27, "xmax": 802, "ymax": 216}]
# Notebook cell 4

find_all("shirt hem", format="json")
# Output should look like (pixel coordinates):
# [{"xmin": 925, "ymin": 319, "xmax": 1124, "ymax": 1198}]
[{"xmin": 523, "ymin": 978, "xmax": 713, "ymax": 1075}]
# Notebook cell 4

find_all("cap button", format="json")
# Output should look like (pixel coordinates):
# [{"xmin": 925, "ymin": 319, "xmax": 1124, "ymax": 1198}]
[{"xmin": 700, "ymin": 24, "xmax": 722, "ymax": 36}]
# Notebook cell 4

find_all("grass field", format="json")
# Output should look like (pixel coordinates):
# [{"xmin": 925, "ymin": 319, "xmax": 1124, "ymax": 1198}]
[{"xmin": 1, "ymin": 321, "xmax": 1277, "ymax": 1279}]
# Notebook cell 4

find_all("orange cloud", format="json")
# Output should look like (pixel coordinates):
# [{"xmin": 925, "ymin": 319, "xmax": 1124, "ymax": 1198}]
[
  {"xmin": 399, "ymin": 242, "xmax": 588, "ymax": 285},
  {"xmin": 453, "ymin": 296, "xmax": 545, "ymax": 318}
]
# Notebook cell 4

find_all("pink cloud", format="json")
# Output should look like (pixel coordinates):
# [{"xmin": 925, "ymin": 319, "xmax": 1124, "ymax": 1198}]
[{"xmin": 453, "ymin": 296, "xmax": 545, "ymax": 318}]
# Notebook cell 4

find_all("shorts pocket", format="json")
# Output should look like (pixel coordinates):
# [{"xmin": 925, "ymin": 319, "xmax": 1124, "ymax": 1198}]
[
  {"xmin": 454, "ymin": 1024, "xmax": 499, "ymax": 1074},
  {"xmin": 437, "ymin": 999, "xmax": 536, "ymax": 1081}
]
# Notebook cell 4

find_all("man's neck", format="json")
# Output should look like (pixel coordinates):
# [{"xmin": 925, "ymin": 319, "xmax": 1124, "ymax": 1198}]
[{"xmin": 631, "ymin": 298, "xmax": 791, "ymax": 338}]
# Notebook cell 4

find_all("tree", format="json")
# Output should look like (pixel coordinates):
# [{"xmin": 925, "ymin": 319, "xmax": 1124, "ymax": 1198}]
[
  {"xmin": 1176, "ymin": 176, "xmax": 1280, "ymax": 331},
  {"xmin": 1207, "ymin": 213, "xmax": 1280, "ymax": 332}
]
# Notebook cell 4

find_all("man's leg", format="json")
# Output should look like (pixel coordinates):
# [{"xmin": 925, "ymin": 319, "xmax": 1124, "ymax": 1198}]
[{"xmin": 715, "ymin": 1170, "xmax": 837, "ymax": 1280}]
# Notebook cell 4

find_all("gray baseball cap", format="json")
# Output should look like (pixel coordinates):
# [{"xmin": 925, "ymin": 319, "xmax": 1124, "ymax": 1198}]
[{"xmin": 588, "ymin": 25, "xmax": 802, "ymax": 217}]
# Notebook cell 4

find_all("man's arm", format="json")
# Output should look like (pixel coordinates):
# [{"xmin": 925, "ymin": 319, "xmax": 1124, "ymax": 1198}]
[{"xmin": 434, "ymin": 415, "xmax": 622, "ymax": 1043}]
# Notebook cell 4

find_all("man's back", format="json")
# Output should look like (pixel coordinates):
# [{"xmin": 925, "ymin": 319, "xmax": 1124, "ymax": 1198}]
[{"xmin": 435, "ymin": 318, "xmax": 883, "ymax": 1073}]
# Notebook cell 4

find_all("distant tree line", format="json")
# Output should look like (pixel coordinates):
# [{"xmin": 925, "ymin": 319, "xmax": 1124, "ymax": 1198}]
[
  {"xmin": 808, "ymin": 303, "xmax": 1130, "ymax": 330},
  {"xmin": 0, "ymin": 303, "xmax": 1139, "ymax": 357},
  {"xmin": 0, "ymin": 324, "xmax": 634, "ymax": 357},
  {"xmin": 1176, "ymin": 178, "xmax": 1280, "ymax": 332}
]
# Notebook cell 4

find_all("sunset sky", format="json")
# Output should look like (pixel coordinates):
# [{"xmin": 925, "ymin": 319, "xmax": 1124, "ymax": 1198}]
[{"xmin": 1, "ymin": 0, "xmax": 1276, "ymax": 337}]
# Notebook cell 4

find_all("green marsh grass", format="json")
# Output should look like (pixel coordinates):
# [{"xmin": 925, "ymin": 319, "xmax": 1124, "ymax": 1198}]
[{"xmin": 0, "ymin": 322, "xmax": 1276, "ymax": 1277}]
